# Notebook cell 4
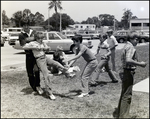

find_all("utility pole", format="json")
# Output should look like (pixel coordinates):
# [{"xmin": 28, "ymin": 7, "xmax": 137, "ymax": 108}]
[
  {"xmin": 48, "ymin": 8, "xmax": 50, "ymax": 31},
  {"xmin": 60, "ymin": 9, "xmax": 62, "ymax": 32}
]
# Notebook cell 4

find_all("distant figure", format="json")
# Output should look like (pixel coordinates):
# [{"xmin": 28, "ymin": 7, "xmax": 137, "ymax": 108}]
[
  {"xmin": 106, "ymin": 29, "xmax": 118, "ymax": 72},
  {"xmin": 67, "ymin": 35, "xmax": 98, "ymax": 98},
  {"xmin": 113, "ymin": 34, "xmax": 147, "ymax": 118}
]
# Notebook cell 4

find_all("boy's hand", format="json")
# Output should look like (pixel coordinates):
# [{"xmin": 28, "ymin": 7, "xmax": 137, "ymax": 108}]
[{"xmin": 140, "ymin": 61, "xmax": 147, "ymax": 67}]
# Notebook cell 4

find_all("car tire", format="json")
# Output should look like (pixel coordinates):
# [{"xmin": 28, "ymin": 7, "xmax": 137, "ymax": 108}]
[
  {"xmin": 141, "ymin": 38, "xmax": 146, "ymax": 43},
  {"xmin": 119, "ymin": 38, "xmax": 124, "ymax": 43}
]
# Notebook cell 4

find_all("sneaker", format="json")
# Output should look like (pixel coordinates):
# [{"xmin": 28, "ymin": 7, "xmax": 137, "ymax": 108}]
[
  {"xmin": 112, "ymin": 79, "xmax": 118, "ymax": 83},
  {"xmin": 49, "ymin": 94, "xmax": 56, "ymax": 100},
  {"xmin": 78, "ymin": 93, "xmax": 89, "ymax": 98},
  {"xmin": 69, "ymin": 73, "xmax": 76, "ymax": 78},
  {"xmin": 36, "ymin": 86, "xmax": 44, "ymax": 95}
]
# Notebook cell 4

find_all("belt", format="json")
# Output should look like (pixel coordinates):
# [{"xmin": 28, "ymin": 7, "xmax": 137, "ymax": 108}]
[
  {"xmin": 124, "ymin": 68, "xmax": 136, "ymax": 71},
  {"xmin": 89, "ymin": 58, "xmax": 96, "ymax": 62},
  {"xmin": 35, "ymin": 55, "xmax": 46, "ymax": 59}
]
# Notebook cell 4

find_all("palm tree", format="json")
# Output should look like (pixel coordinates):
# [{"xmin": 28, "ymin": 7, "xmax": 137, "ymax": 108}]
[
  {"xmin": 48, "ymin": 0, "xmax": 63, "ymax": 31},
  {"xmin": 48, "ymin": 0, "xmax": 62, "ymax": 13}
]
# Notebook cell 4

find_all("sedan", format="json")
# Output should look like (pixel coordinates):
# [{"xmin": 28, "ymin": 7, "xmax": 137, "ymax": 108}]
[
  {"xmin": 12, "ymin": 31, "xmax": 93, "ymax": 52},
  {"xmin": 8, "ymin": 33, "xmax": 19, "ymax": 45}
]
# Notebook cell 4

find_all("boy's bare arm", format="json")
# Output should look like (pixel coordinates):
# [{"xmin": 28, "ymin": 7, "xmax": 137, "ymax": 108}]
[
  {"xmin": 23, "ymin": 43, "xmax": 40, "ymax": 50},
  {"xmin": 126, "ymin": 58, "xmax": 147, "ymax": 67}
]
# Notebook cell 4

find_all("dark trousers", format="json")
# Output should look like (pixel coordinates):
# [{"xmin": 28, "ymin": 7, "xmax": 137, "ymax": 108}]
[
  {"xmin": 26, "ymin": 54, "xmax": 40, "ymax": 91},
  {"xmin": 117, "ymin": 69, "xmax": 135, "ymax": 118}
]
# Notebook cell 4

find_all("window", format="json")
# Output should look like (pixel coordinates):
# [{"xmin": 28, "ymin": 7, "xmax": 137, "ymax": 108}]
[
  {"xmin": 143, "ymin": 23, "xmax": 149, "ymax": 27},
  {"xmin": 48, "ymin": 33, "xmax": 54, "ymax": 39},
  {"xmin": 81, "ymin": 26, "xmax": 83, "ymax": 28},
  {"xmin": 87, "ymin": 26, "xmax": 89, "ymax": 28},
  {"xmin": 131, "ymin": 23, "xmax": 141, "ymax": 26},
  {"xmin": 75, "ymin": 26, "xmax": 78, "ymax": 28}
]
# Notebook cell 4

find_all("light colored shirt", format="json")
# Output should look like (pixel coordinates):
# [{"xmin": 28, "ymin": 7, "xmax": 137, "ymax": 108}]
[
  {"xmin": 76, "ymin": 44, "xmax": 96, "ymax": 62},
  {"xmin": 106, "ymin": 35, "xmax": 118, "ymax": 50},
  {"xmin": 98, "ymin": 40, "xmax": 110, "ymax": 57},
  {"xmin": 121, "ymin": 41, "xmax": 138, "ymax": 70},
  {"xmin": 23, "ymin": 41, "xmax": 45, "ymax": 58}
]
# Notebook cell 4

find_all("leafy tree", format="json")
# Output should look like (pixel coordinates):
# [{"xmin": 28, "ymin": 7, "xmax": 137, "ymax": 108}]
[
  {"xmin": 121, "ymin": 8, "xmax": 133, "ymax": 29},
  {"xmin": 2, "ymin": 10, "xmax": 9, "ymax": 27},
  {"xmin": 34, "ymin": 12, "xmax": 44, "ymax": 26},
  {"xmin": 12, "ymin": 11, "xmax": 23, "ymax": 27},
  {"xmin": 98, "ymin": 14, "xmax": 114, "ymax": 26},
  {"xmin": 47, "ymin": 13, "xmax": 74, "ymax": 31},
  {"xmin": 23, "ymin": 9, "xmax": 31, "ymax": 17}
]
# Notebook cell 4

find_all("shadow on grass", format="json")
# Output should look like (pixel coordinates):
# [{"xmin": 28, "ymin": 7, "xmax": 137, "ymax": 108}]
[{"xmin": 21, "ymin": 87, "xmax": 35, "ymax": 95}]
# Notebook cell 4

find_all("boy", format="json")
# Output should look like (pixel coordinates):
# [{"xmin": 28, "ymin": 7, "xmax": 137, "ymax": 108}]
[
  {"xmin": 91, "ymin": 34, "xmax": 118, "ymax": 83},
  {"xmin": 51, "ymin": 46, "xmax": 68, "ymax": 74},
  {"xmin": 23, "ymin": 32, "xmax": 73, "ymax": 100},
  {"xmin": 67, "ymin": 35, "xmax": 98, "ymax": 97},
  {"xmin": 18, "ymin": 16, "xmax": 43, "ymax": 95},
  {"xmin": 106, "ymin": 29, "xmax": 118, "ymax": 72},
  {"xmin": 113, "ymin": 34, "xmax": 147, "ymax": 118}
]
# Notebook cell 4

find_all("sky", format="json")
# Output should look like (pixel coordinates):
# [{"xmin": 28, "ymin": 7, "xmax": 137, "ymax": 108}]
[{"xmin": 1, "ymin": 1, "xmax": 149, "ymax": 22}]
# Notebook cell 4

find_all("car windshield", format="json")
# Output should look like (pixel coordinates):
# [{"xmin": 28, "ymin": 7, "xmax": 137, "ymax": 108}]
[{"xmin": 57, "ymin": 32, "xmax": 67, "ymax": 39}]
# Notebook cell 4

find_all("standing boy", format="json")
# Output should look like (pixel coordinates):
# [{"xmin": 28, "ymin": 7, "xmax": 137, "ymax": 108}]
[
  {"xmin": 106, "ymin": 29, "xmax": 118, "ymax": 72},
  {"xmin": 91, "ymin": 34, "xmax": 118, "ymax": 83},
  {"xmin": 113, "ymin": 34, "xmax": 147, "ymax": 118},
  {"xmin": 18, "ymin": 16, "xmax": 43, "ymax": 95},
  {"xmin": 67, "ymin": 35, "xmax": 98, "ymax": 97}
]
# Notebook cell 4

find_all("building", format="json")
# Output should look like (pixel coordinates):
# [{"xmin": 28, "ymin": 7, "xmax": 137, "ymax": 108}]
[
  {"xmin": 69, "ymin": 24, "xmax": 96, "ymax": 31},
  {"xmin": 129, "ymin": 18, "xmax": 149, "ymax": 31}
]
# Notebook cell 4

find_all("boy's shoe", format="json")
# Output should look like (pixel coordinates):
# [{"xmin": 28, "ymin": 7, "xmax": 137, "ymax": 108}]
[
  {"xmin": 49, "ymin": 94, "xmax": 56, "ymax": 100},
  {"xmin": 36, "ymin": 86, "xmax": 44, "ymax": 95},
  {"xmin": 58, "ymin": 71, "xmax": 62, "ymax": 75},
  {"xmin": 78, "ymin": 93, "xmax": 89, "ymax": 98},
  {"xmin": 69, "ymin": 73, "xmax": 76, "ymax": 78}
]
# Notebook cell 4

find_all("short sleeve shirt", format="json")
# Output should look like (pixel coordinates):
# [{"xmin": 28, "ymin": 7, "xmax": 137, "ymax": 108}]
[
  {"xmin": 106, "ymin": 35, "xmax": 118, "ymax": 50},
  {"xmin": 121, "ymin": 41, "xmax": 138, "ymax": 70},
  {"xmin": 76, "ymin": 44, "xmax": 96, "ymax": 62},
  {"xmin": 23, "ymin": 41, "xmax": 45, "ymax": 58},
  {"xmin": 98, "ymin": 40, "xmax": 110, "ymax": 57}
]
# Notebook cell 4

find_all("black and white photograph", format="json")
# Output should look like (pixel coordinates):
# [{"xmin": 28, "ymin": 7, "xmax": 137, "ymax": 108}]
[{"xmin": 1, "ymin": 1, "xmax": 149, "ymax": 118}]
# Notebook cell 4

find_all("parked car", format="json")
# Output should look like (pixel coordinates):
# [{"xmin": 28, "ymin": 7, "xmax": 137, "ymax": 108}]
[
  {"xmin": 113, "ymin": 30, "xmax": 149, "ymax": 43},
  {"xmin": 8, "ymin": 33, "xmax": 19, "ymax": 45},
  {"xmin": 12, "ymin": 31, "xmax": 93, "ymax": 52},
  {"xmin": 113, "ymin": 30, "xmax": 129, "ymax": 43},
  {"xmin": 1, "ymin": 31, "xmax": 10, "ymax": 41},
  {"xmin": 133, "ymin": 30, "xmax": 149, "ymax": 43},
  {"xmin": 77, "ymin": 30, "xmax": 93, "ymax": 40},
  {"xmin": 1, "ymin": 36, "xmax": 5, "ymax": 47},
  {"xmin": 61, "ymin": 30, "xmax": 75, "ymax": 38}
]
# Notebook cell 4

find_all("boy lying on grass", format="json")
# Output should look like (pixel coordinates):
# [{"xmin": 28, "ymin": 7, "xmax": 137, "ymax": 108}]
[{"xmin": 22, "ymin": 32, "xmax": 75, "ymax": 100}]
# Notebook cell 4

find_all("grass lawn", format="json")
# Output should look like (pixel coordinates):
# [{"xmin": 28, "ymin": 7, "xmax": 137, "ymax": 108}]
[{"xmin": 1, "ymin": 44, "xmax": 149, "ymax": 118}]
